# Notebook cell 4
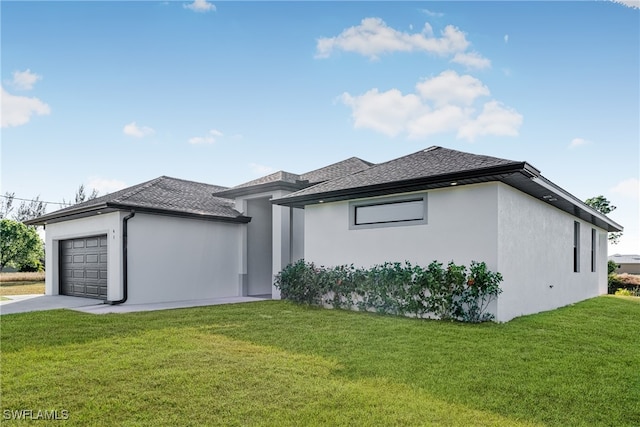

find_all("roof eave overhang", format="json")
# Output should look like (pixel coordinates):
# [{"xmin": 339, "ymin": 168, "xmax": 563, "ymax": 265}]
[
  {"xmin": 24, "ymin": 202, "xmax": 251, "ymax": 226},
  {"xmin": 105, "ymin": 203, "xmax": 251, "ymax": 224},
  {"xmin": 525, "ymin": 177, "xmax": 623, "ymax": 232},
  {"xmin": 24, "ymin": 203, "xmax": 112, "ymax": 226},
  {"xmin": 213, "ymin": 181, "xmax": 309, "ymax": 199},
  {"xmin": 273, "ymin": 163, "xmax": 532, "ymax": 208},
  {"xmin": 272, "ymin": 162, "xmax": 622, "ymax": 233}
]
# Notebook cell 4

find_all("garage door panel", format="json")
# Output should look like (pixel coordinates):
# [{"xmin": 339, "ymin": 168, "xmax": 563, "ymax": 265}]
[
  {"xmin": 84, "ymin": 285, "xmax": 100, "ymax": 296},
  {"xmin": 60, "ymin": 235, "xmax": 107, "ymax": 300}
]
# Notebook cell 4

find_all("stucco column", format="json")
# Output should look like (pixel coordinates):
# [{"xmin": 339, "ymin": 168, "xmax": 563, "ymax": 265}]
[{"xmin": 271, "ymin": 198, "xmax": 291, "ymax": 300}]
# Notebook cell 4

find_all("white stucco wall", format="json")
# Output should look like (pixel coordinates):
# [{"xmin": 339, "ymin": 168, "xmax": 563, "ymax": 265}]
[
  {"xmin": 292, "ymin": 207, "xmax": 305, "ymax": 262},
  {"xmin": 125, "ymin": 213, "xmax": 243, "ymax": 304},
  {"xmin": 304, "ymin": 183, "xmax": 499, "ymax": 272},
  {"xmin": 303, "ymin": 181, "xmax": 610, "ymax": 322},
  {"xmin": 43, "ymin": 212, "xmax": 123, "ymax": 300},
  {"xmin": 496, "ymin": 183, "xmax": 608, "ymax": 321}
]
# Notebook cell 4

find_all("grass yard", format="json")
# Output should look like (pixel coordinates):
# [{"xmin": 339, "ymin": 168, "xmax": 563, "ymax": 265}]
[
  {"xmin": 1, "ymin": 296, "xmax": 638, "ymax": 426},
  {"xmin": 0, "ymin": 281, "xmax": 45, "ymax": 296}
]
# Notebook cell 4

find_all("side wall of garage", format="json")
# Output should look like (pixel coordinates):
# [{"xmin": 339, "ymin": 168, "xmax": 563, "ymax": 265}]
[
  {"xmin": 125, "ymin": 213, "xmax": 244, "ymax": 304},
  {"xmin": 44, "ymin": 212, "xmax": 124, "ymax": 300}
]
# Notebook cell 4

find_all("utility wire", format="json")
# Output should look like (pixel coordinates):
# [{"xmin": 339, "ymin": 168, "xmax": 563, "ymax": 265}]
[{"xmin": 0, "ymin": 194, "xmax": 66, "ymax": 206}]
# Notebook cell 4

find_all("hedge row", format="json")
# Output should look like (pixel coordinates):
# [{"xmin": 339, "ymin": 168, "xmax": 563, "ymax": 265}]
[{"xmin": 274, "ymin": 260, "xmax": 503, "ymax": 323}]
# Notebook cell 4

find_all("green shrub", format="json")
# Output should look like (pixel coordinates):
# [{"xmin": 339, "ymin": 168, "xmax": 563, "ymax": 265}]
[
  {"xmin": 615, "ymin": 288, "xmax": 633, "ymax": 296},
  {"xmin": 274, "ymin": 260, "xmax": 503, "ymax": 323},
  {"xmin": 608, "ymin": 273, "xmax": 624, "ymax": 294},
  {"xmin": 608, "ymin": 273, "xmax": 640, "ymax": 296},
  {"xmin": 607, "ymin": 260, "xmax": 618, "ymax": 274}
]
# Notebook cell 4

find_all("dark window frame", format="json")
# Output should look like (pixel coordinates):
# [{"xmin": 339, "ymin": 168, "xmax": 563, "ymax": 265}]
[
  {"xmin": 349, "ymin": 194, "xmax": 428, "ymax": 230},
  {"xmin": 591, "ymin": 228, "xmax": 596, "ymax": 273},
  {"xmin": 573, "ymin": 221, "xmax": 580, "ymax": 273}
]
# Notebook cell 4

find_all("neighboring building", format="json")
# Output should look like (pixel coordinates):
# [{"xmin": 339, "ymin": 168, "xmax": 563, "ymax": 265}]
[
  {"xmin": 609, "ymin": 254, "xmax": 640, "ymax": 275},
  {"xmin": 26, "ymin": 146, "xmax": 622, "ymax": 322}
]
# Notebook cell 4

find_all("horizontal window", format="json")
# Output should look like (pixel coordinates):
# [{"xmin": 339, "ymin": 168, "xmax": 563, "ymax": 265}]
[
  {"xmin": 350, "ymin": 195, "xmax": 427, "ymax": 230},
  {"xmin": 355, "ymin": 200, "xmax": 424, "ymax": 225}
]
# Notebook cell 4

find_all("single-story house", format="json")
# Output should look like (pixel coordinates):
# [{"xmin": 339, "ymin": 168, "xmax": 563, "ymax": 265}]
[
  {"xmin": 608, "ymin": 254, "xmax": 640, "ymax": 275},
  {"xmin": 27, "ymin": 146, "xmax": 622, "ymax": 321}
]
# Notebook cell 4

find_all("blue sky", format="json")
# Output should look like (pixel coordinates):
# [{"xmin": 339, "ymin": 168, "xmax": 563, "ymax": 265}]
[{"xmin": 2, "ymin": 0, "xmax": 639, "ymax": 253}]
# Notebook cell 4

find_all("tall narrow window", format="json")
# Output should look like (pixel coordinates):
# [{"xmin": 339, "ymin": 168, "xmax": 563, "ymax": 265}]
[
  {"xmin": 591, "ymin": 228, "xmax": 596, "ymax": 272},
  {"xmin": 573, "ymin": 221, "xmax": 580, "ymax": 273}
]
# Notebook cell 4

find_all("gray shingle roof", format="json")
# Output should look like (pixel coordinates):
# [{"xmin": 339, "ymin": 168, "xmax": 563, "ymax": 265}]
[
  {"xmin": 228, "ymin": 171, "xmax": 302, "ymax": 190},
  {"xmin": 300, "ymin": 157, "xmax": 373, "ymax": 184},
  {"xmin": 27, "ymin": 176, "xmax": 247, "ymax": 224},
  {"xmin": 213, "ymin": 156, "xmax": 374, "ymax": 198},
  {"xmin": 277, "ymin": 146, "xmax": 522, "ymax": 201}
]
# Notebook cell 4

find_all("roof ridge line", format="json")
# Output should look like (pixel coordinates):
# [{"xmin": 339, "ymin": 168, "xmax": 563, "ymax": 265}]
[
  {"xmin": 111, "ymin": 176, "xmax": 166, "ymax": 204},
  {"xmin": 157, "ymin": 175, "xmax": 228, "ymax": 189}
]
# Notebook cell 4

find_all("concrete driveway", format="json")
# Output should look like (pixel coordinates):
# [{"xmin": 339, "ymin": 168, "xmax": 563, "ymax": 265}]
[
  {"xmin": 0, "ymin": 294, "xmax": 268, "ymax": 315},
  {"xmin": 0, "ymin": 294, "xmax": 103, "ymax": 315}
]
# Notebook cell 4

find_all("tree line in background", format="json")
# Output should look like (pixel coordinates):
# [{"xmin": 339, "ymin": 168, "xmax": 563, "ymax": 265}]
[
  {"xmin": 583, "ymin": 195, "xmax": 623, "ymax": 244},
  {"xmin": 0, "ymin": 185, "xmax": 99, "ymax": 272},
  {"xmin": 0, "ymin": 189, "xmax": 624, "ymax": 273}
]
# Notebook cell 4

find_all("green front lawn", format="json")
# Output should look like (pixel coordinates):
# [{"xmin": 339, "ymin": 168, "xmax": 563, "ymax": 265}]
[{"xmin": 1, "ymin": 296, "xmax": 638, "ymax": 426}]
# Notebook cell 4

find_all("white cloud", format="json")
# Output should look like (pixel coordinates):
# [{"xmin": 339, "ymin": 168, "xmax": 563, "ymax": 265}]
[
  {"xmin": 188, "ymin": 129, "xmax": 223, "ymax": 145},
  {"xmin": 504, "ymin": 34, "xmax": 509, "ymax": 43},
  {"xmin": 123, "ymin": 121, "xmax": 155, "ymax": 138},
  {"xmin": 416, "ymin": 70, "xmax": 490, "ymax": 107},
  {"xmin": 249, "ymin": 163, "xmax": 276, "ymax": 176},
  {"xmin": 611, "ymin": 178, "xmax": 639, "ymax": 199},
  {"xmin": 11, "ymin": 69, "xmax": 42, "ymax": 90},
  {"xmin": 341, "ymin": 71, "xmax": 522, "ymax": 142},
  {"xmin": 569, "ymin": 137, "xmax": 590, "ymax": 149},
  {"xmin": 315, "ymin": 18, "xmax": 469, "ymax": 60},
  {"xmin": 87, "ymin": 177, "xmax": 127, "ymax": 195},
  {"xmin": 407, "ymin": 105, "xmax": 467, "ymax": 139},
  {"xmin": 341, "ymin": 89, "xmax": 425, "ymax": 137},
  {"xmin": 184, "ymin": 0, "xmax": 216, "ymax": 12},
  {"xmin": 421, "ymin": 9, "xmax": 444, "ymax": 18},
  {"xmin": 451, "ymin": 51, "xmax": 491, "ymax": 69},
  {"xmin": 612, "ymin": 0, "xmax": 640, "ymax": 9},
  {"xmin": 1, "ymin": 86, "xmax": 51, "ymax": 128},
  {"xmin": 457, "ymin": 101, "xmax": 523, "ymax": 141}
]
